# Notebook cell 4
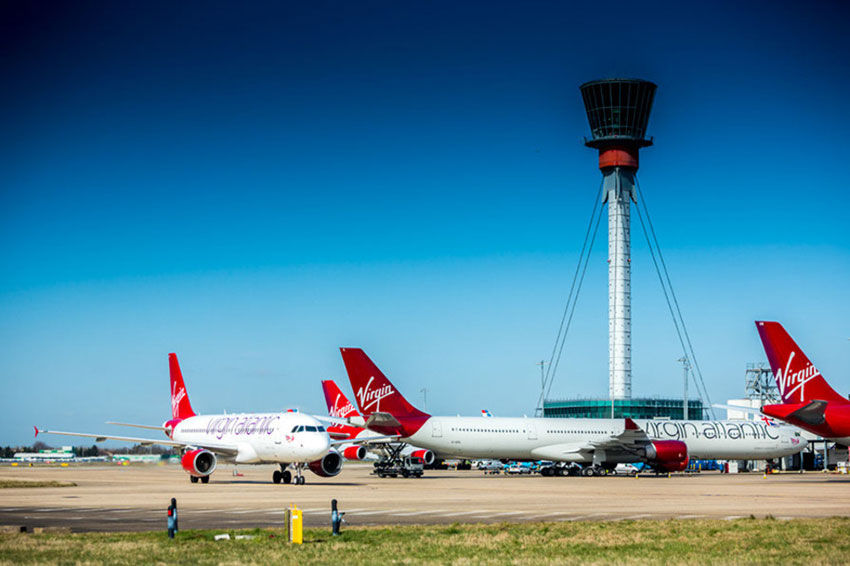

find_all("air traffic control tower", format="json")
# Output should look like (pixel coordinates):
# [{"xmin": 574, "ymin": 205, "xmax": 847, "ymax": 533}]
[
  {"xmin": 543, "ymin": 79, "xmax": 704, "ymax": 420},
  {"xmin": 583, "ymin": 78, "xmax": 655, "ymax": 401}
]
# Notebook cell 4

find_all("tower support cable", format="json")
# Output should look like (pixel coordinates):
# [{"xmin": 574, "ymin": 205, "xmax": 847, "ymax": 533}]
[
  {"xmin": 536, "ymin": 179, "xmax": 605, "ymax": 415},
  {"xmin": 633, "ymin": 177, "xmax": 715, "ymax": 418}
]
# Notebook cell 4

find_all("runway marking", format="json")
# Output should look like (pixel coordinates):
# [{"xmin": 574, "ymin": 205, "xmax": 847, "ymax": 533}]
[
  {"xmin": 350, "ymin": 510, "xmax": 391, "ymax": 516},
  {"xmin": 621, "ymin": 514, "xmax": 652, "ymax": 520},
  {"xmin": 32, "ymin": 508, "xmax": 64, "ymax": 512},
  {"xmin": 724, "ymin": 515, "xmax": 745, "ymax": 521},
  {"xmin": 190, "ymin": 509, "xmax": 229, "ymax": 514},
  {"xmin": 390, "ymin": 510, "xmax": 436, "ymax": 516},
  {"xmin": 677, "ymin": 514, "xmax": 705, "ymax": 519},
  {"xmin": 440, "ymin": 510, "xmax": 493, "ymax": 517},
  {"xmin": 300, "ymin": 508, "xmax": 327, "ymax": 513},
  {"xmin": 525, "ymin": 511, "xmax": 569, "ymax": 518},
  {"xmin": 472, "ymin": 511, "xmax": 525, "ymax": 518},
  {"xmin": 231, "ymin": 509, "xmax": 261, "ymax": 514}
]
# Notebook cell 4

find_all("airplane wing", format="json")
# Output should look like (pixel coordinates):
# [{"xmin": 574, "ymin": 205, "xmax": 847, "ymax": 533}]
[
  {"xmin": 530, "ymin": 419, "xmax": 652, "ymax": 460},
  {"xmin": 34, "ymin": 427, "xmax": 239, "ymax": 456},
  {"xmin": 105, "ymin": 421, "xmax": 168, "ymax": 431},
  {"xmin": 330, "ymin": 434, "xmax": 400, "ymax": 447},
  {"xmin": 314, "ymin": 414, "xmax": 368, "ymax": 427}
]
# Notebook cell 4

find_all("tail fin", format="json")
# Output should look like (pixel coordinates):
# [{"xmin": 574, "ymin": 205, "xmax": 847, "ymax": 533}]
[
  {"xmin": 169, "ymin": 353, "xmax": 196, "ymax": 419},
  {"xmin": 339, "ymin": 348, "xmax": 429, "ymax": 419},
  {"xmin": 755, "ymin": 321, "xmax": 847, "ymax": 404},
  {"xmin": 321, "ymin": 380, "xmax": 361, "ymax": 419}
]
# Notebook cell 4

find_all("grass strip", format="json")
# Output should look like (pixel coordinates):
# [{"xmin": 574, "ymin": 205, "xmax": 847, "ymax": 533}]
[{"xmin": 0, "ymin": 517, "xmax": 848, "ymax": 565}]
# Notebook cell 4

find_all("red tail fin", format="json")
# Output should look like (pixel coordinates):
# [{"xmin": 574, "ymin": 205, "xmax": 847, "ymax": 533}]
[
  {"xmin": 755, "ymin": 321, "xmax": 846, "ymax": 404},
  {"xmin": 321, "ymin": 380, "xmax": 361, "ymax": 419},
  {"xmin": 169, "ymin": 353, "xmax": 196, "ymax": 419},
  {"xmin": 339, "ymin": 348, "xmax": 429, "ymax": 419}
]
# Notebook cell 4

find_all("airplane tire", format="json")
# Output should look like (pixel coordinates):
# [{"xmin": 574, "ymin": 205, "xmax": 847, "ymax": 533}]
[
  {"xmin": 273, "ymin": 470, "xmax": 282, "ymax": 484},
  {"xmin": 283, "ymin": 470, "xmax": 292, "ymax": 484},
  {"xmin": 190, "ymin": 476, "xmax": 199, "ymax": 483},
  {"xmin": 298, "ymin": 476, "xmax": 305, "ymax": 485},
  {"xmin": 582, "ymin": 467, "xmax": 594, "ymax": 477},
  {"xmin": 201, "ymin": 475, "xmax": 210, "ymax": 484}
]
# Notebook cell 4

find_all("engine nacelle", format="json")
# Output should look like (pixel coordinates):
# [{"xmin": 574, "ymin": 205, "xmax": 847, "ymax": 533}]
[
  {"xmin": 408, "ymin": 449, "xmax": 435, "ymax": 466},
  {"xmin": 308, "ymin": 450, "xmax": 343, "ymax": 477},
  {"xmin": 181, "ymin": 449, "xmax": 216, "ymax": 477},
  {"xmin": 342, "ymin": 445, "xmax": 367, "ymax": 461},
  {"xmin": 644, "ymin": 440, "xmax": 688, "ymax": 472}
]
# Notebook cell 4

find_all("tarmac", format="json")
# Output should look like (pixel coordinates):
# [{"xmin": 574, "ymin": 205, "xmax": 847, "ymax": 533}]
[{"xmin": 1, "ymin": 463, "xmax": 848, "ymax": 532}]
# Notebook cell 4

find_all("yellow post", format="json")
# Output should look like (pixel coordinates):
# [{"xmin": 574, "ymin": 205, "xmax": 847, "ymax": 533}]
[{"xmin": 290, "ymin": 505, "xmax": 302, "ymax": 545}]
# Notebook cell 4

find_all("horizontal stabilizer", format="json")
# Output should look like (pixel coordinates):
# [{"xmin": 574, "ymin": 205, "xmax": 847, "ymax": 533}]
[
  {"xmin": 365, "ymin": 412, "xmax": 402, "ymax": 429},
  {"xmin": 789, "ymin": 400, "xmax": 828, "ymax": 426}
]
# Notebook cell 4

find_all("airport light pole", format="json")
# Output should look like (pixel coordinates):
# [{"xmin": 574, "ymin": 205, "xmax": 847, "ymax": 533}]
[{"xmin": 679, "ymin": 356, "xmax": 690, "ymax": 420}]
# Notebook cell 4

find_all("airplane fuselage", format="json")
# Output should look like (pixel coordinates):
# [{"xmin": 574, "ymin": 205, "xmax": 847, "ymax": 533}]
[
  {"xmin": 172, "ymin": 412, "xmax": 331, "ymax": 464},
  {"xmin": 400, "ymin": 416, "xmax": 804, "ymax": 463}
]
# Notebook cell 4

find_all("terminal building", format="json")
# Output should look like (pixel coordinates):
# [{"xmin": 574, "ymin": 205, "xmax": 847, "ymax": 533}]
[{"xmin": 543, "ymin": 398, "xmax": 704, "ymax": 420}]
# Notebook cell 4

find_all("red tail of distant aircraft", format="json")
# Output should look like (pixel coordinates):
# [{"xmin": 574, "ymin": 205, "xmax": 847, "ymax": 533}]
[
  {"xmin": 320, "ymin": 379, "xmax": 435, "ymax": 464},
  {"xmin": 756, "ymin": 321, "xmax": 850, "ymax": 443}
]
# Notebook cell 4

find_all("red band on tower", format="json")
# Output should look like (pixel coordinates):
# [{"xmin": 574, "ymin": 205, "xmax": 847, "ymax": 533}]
[{"xmin": 598, "ymin": 147, "xmax": 639, "ymax": 170}]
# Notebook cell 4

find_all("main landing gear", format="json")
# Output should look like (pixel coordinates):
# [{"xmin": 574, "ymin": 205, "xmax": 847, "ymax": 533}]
[
  {"xmin": 580, "ymin": 465, "xmax": 611, "ymax": 477},
  {"xmin": 190, "ymin": 475, "xmax": 210, "ymax": 484},
  {"xmin": 273, "ymin": 464, "xmax": 305, "ymax": 485}
]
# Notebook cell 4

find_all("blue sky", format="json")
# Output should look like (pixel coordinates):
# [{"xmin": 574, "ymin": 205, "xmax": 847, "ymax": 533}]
[{"xmin": 1, "ymin": 1, "xmax": 849, "ymax": 445}]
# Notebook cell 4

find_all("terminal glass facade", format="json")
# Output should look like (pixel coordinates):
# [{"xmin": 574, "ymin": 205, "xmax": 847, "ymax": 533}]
[{"xmin": 543, "ymin": 397, "xmax": 704, "ymax": 420}]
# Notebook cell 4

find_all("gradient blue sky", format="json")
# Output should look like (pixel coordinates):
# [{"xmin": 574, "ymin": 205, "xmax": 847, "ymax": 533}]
[{"xmin": 2, "ymin": 1, "xmax": 849, "ymax": 446}]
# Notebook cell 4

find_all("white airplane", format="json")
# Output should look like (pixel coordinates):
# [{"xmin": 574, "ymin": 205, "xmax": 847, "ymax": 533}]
[
  {"xmin": 340, "ymin": 348, "xmax": 807, "ymax": 475},
  {"xmin": 321, "ymin": 379, "xmax": 435, "ymax": 465},
  {"xmin": 35, "ymin": 353, "xmax": 373, "ymax": 485}
]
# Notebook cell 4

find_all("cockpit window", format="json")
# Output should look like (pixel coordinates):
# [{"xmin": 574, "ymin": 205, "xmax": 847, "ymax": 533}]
[
  {"xmin": 305, "ymin": 425, "xmax": 318, "ymax": 432},
  {"xmin": 291, "ymin": 426, "xmax": 299, "ymax": 433},
  {"xmin": 316, "ymin": 426, "xmax": 325, "ymax": 432}
]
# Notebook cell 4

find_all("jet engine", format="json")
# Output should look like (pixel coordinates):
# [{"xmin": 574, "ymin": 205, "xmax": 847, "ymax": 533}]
[
  {"xmin": 181, "ymin": 448, "xmax": 217, "ymax": 477},
  {"xmin": 308, "ymin": 449, "xmax": 343, "ymax": 477},
  {"xmin": 407, "ymin": 448, "xmax": 435, "ymax": 466},
  {"xmin": 342, "ymin": 445, "xmax": 367, "ymax": 461},
  {"xmin": 643, "ymin": 440, "xmax": 688, "ymax": 472}
]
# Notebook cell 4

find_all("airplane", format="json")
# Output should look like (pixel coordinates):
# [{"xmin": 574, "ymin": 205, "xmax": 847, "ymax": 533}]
[
  {"xmin": 321, "ymin": 379, "xmax": 436, "ymax": 465},
  {"xmin": 339, "ymin": 348, "xmax": 807, "ymax": 475},
  {"xmin": 35, "ymin": 353, "xmax": 373, "ymax": 485},
  {"xmin": 753, "ymin": 321, "xmax": 850, "ymax": 444}
]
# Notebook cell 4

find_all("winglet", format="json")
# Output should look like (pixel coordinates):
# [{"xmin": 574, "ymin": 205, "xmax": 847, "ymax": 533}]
[{"xmin": 34, "ymin": 426, "xmax": 39, "ymax": 438}]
